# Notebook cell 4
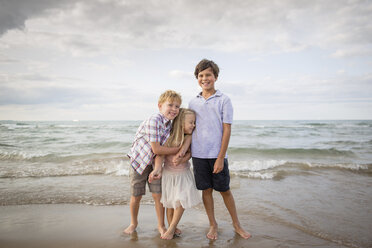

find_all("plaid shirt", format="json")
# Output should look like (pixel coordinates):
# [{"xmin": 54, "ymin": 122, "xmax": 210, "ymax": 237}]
[{"xmin": 128, "ymin": 112, "xmax": 171, "ymax": 175}]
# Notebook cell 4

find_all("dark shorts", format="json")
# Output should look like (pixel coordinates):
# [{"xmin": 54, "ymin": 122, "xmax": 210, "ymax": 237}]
[{"xmin": 192, "ymin": 157, "xmax": 230, "ymax": 192}]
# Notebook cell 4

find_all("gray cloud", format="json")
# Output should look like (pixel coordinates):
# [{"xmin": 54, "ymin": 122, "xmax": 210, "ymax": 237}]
[
  {"xmin": 0, "ymin": 0, "xmax": 74, "ymax": 35},
  {"xmin": 2, "ymin": 0, "xmax": 371, "ymax": 55}
]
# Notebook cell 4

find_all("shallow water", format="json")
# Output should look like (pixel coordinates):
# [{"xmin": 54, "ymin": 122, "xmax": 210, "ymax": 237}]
[{"xmin": 0, "ymin": 120, "xmax": 371, "ymax": 247}]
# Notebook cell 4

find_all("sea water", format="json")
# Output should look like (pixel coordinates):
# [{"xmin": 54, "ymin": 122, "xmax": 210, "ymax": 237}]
[{"xmin": 0, "ymin": 120, "xmax": 371, "ymax": 247}]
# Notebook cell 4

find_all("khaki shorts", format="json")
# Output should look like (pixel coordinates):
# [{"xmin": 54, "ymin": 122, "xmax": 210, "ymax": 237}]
[{"xmin": 130, "ymin": 164, "xmax": 161, "ymax": 196}]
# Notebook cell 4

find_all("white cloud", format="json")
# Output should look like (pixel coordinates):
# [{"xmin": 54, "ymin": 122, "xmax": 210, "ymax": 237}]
[
  {"xmin": 169, "ymin": 70, "xmax": 193, "ymax": 79},
  {"xmin": 0, "ymin": 0, "xmax": 371, "ymax": 120},
  {"xmin": 222, "ymin": 73, "xmax": 372, "ymax": 106}
]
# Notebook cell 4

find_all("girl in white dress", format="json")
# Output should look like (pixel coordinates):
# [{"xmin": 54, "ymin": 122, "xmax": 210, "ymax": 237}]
[{"xmin": 149, "ymin": 108, "xmax": 201, "ymax": 240}]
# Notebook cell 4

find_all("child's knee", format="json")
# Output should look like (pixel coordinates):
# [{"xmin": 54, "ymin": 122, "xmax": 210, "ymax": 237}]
[
  {"xmin": 152, "ymin": 193, "xmax": 162, "ymax": 201},
  {"xmin": 203, "ymin": 188, "xmax": 213, "ymax": 195},
  {"xmin": 220, "ymin": 189, "xmax": 232, "ymax": 197},
  {"xmin": 131, "ymin": 195, "xmax": 142, "ymax": 202}
]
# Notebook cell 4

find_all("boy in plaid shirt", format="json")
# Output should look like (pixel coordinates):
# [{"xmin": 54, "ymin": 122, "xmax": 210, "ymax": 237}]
[{"xmin": 124, "ymin": 90, "xmax": 182, "ymax": 236}]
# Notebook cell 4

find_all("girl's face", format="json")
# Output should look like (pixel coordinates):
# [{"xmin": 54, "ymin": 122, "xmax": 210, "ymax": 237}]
[{"xmin": 184, "ymin": 114, "xmax": 196, "ymax": 135}]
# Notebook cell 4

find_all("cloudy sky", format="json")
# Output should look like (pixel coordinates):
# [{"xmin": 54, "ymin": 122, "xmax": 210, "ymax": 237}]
[{"xmin": 0, "ymin": 0, "xmax": 371, "ymax": 120}]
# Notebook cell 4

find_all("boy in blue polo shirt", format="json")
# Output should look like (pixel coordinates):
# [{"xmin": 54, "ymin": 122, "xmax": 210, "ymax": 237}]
[{"xmin": 189, "ymin": 59, "xmax": 251, "ymax": 240}]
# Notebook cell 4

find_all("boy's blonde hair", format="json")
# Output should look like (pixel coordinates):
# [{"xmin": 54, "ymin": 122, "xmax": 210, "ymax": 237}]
[
  {"xmin": 166, "ymin": 108, "xmax": 195, "ymax": 147},
  {"xmin": 158, "ymin": 90, "xmax": 182, "ymax": 105}
]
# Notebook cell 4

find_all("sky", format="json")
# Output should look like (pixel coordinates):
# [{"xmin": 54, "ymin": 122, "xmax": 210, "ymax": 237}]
[{"xmin": 0, "ymin": 0, "xmax": 371, "ymax": 121}]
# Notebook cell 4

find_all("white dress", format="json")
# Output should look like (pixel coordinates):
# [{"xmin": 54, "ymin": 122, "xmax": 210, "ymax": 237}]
[{"xmin": 161, "ymin": 154, "xmax": 201, "ymax": 209}]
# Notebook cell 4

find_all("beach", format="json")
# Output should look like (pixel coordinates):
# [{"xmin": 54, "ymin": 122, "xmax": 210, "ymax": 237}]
[
  {"xmin": 1, "ymin": 169, "xmax": 371, "ymax": 248},
  {"xmin": 0, "ymin": 201, "xmax": 360, "ymax": 248},
  {"xmin": 1, "ymin": 120, "xmax": 371, "ymax": 247},
  {"xmin": 0, "ymin": 204, "xmax": 256, "ymax": 248}
]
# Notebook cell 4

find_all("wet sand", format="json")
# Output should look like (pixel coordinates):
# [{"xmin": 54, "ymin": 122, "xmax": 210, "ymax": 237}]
[{"xmin": 0, "ymin": 203, "xmax": 348, "ymax": 248}]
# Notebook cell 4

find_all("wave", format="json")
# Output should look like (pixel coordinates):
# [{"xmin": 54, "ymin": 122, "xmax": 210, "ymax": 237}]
[
  {"xmin": 0, "ymin": 197, "xmax": 156, "ymax": 206},
  {"xmin": 1, "ymin": 157, "xmax": 370, "ymax": 180},
  {"xmin": 355, "ymin": 121, "xmax": 372, "ymax": 127},
  {"xmin": 305, "ymin": 162, "xmax": 370, "ymax": 171},
  {"xmin": 305, "ymin": 122, "xmax": 330, "ymax": 126},
  {"xmin": 321, "ymin": 140, "xmax": 363, "ymax": 146},
  {"xmin": 0, "ymin": 150, "xmax": 128, "ymax": 163},
  {"xmin": 0, "ymin": 157, "xmax": 130, "ymax": 178},
  {"xmin": 230, "ymin": 159, "xmax": 287, "ymax": 172},
  {"xmin": 233, "ymin": 121, "xmax": 372, "ymax": 130},
  {"xmin": 229, "ymin": 160, "xmax": 371, "ymax": 180},
  {"xmin": 16, "ymin": 122, "xmax": 30, "ymax": 126},
  {"xmin": 0, "ymin": 143, "xmax": 16, "ymax": 147},
  {"xmin": 230, "ymin": 160, "xmax": 370, "ymax": 172},
  {"xmin": 73, "ymin": 141, "xmax": 131, "ymax": 149},
  {"xmin": 229, "ymin": 147, "xmax": 356, "ymax": 158}
]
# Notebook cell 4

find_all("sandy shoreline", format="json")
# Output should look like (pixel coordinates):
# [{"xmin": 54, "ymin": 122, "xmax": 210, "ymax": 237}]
[
  {"xmin": 0, "ymin": 202, "xmax": 358, "ymax": 248},
  {"xmin": 0, "ymin": 204, "xmax": 259, "ymax": 248}
]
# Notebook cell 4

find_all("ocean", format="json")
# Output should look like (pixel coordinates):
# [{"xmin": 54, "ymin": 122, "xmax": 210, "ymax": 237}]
[{"xmin": 0, "ymin": 120, "xmax": 371, "ymax": 247}]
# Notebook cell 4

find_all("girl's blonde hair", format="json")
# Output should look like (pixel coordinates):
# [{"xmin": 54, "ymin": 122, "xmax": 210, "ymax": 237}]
[{"xmin": 166, "ymin": 108, "xmax": 195, "ymax": 147}]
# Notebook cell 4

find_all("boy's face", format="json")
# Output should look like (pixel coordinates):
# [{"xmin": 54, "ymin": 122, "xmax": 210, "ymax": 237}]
[
  {"xmin": 158, "ymin": 100, "xmax": 181, "ymax": 120},
  {"xmin": 197, "ymin": 67, "xmax": 217, "ymax": 91}
]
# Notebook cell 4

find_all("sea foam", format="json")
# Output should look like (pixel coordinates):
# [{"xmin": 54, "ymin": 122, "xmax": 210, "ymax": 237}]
[{"xmin": 230, "ymin": 159, "xmax": 287, "ymax": 172}]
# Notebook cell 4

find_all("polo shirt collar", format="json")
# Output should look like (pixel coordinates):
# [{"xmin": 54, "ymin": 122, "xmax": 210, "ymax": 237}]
[{"xmin": 197, "ymin": 89, "xmax": 222, "ymax": 99}]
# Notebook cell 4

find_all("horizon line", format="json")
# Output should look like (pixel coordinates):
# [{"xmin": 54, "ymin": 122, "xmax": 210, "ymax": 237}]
[{"xmin": 1, "ymin": 119, "xmax": 372, "ymax": 122}]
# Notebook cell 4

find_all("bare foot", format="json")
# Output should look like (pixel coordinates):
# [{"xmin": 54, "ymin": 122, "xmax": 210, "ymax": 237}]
[
  {"xmin": 161, "ymin": 227, "xmax": 176, "ymax": 240},
  {"xmin": 233, "ymin": 223, "xmax": 251, "ymax": 239},
  {"xmin": 123, "ymin": 224, "xmax": 137, "ymax": 234},
  {"xmin": 206, "ymin": 225, "xmax": 218, "ymax": 240},
  {"xmin": 175, "ymin": 227, "xmax": 182, "ymax": 235},
  {"xmin": 158, "ymin": 225, "xmax": 167, "ymax": 236}
]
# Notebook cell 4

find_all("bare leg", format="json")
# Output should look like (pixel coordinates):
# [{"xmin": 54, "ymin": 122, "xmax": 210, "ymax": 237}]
[
  {"xmin": 161, "ymin": 206, "xmax": 185, "ymax": 240},
  {"xmin": 166, "ymin": 207, "xmax": 174, "ymax": 226},
  {"xmin": 220, "ymin": 190, "xmax": 251, "ymax": 239},
  {"xmin": 166, "ymin": 208, "xmax": 182, "ymax": 235},
  {"xmin": 152, "ymin": 193, "xmax": 166, "ymax": 235},
  {"xmin": 124, "ymin": 195, "xmax": 142, "ymax": 234},
  {"xmin": 202, "ymin": 188, "xmax": 218, "ymax": 240}
]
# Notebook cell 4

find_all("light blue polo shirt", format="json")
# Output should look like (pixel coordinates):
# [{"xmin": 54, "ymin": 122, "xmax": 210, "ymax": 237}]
[{"xmin": 188, "ymin": 90, "xmax": 233, "ymax": 159}]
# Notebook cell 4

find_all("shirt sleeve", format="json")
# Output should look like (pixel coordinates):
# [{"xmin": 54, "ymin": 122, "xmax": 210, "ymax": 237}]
[
  {"xmin": 222, "ymin": 97, "xmax": 233, "ymax": 124},
  {"xmin": 147, "ymin": 116, "xmax": 161, "ymax": 143}
]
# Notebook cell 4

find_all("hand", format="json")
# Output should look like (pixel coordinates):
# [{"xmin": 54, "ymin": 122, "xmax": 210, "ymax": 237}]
[
  {"xmin": 172, "ymin": 155, "xmax": 182, "ymax": 166},
  {"xmin": 148, "ymin": 169, "xmax": 162, "ymax": 183},
  {"xmin": 213, "ymin": 157, "xmax": 224, "ymax": 174},
  {"xmin": 176, "ymin": 148, "xmax": 187, "ymax": 158}
]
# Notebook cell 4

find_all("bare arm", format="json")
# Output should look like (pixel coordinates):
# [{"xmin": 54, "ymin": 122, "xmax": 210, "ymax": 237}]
[
  {"xmin": 150, "ymin": 142, "xmax": 179, "ymax": 155},
  {"xmin": 172, "ymin": 135, "xmax": 192, "ymax": 166},
  {"xmin": 213, "ymin": 123, "xmax": 231, "ymax": 173},
  {"xmin": 177, "ymin": 135, "xmax": 191, "ymax": 157},
  {"xmin": 148, "ymin": 155, "xmax": 164, "ymax": 183}
]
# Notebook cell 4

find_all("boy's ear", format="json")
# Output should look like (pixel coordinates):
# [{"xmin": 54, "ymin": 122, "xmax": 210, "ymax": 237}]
[{"xmin": 158, "ymin": 103, "xmax": 162, "ymax": 109}]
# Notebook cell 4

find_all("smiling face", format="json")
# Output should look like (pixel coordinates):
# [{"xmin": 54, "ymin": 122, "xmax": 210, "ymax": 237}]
[
  {"xmin": 197, "ymin": 67, "xmax": 217, "ymax": 92},
  {"xmin": 184, "ymin": 113, "xmax": 196, "ymax": 135},
  {"xmin": 158, "ymin": 100, "xmax": 181, "ymax": 120}
]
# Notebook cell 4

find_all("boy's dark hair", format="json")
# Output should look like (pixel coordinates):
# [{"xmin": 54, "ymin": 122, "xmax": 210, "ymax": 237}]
[{"xmin": 194, "ymin": 59, "xmax": 219, "ymax": 79}]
